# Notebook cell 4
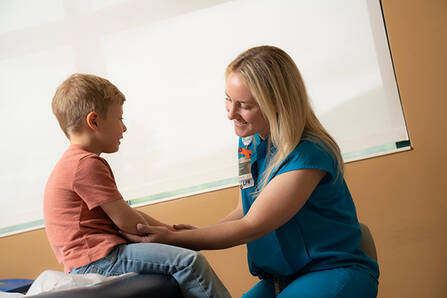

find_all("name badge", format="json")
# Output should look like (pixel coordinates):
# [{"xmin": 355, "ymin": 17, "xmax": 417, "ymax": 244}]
[{"xmin": 239, "ymin": 156, "xmax": 254, "ymax": 189}]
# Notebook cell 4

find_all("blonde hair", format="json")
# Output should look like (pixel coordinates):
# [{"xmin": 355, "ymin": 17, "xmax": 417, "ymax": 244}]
[
  {"xmin": 226, "ymin": 45, "xmax": 344, "ymax": 193},
  {"xmin": 52, "ymin": 73, "xmax": 125, "ymax": 138}
]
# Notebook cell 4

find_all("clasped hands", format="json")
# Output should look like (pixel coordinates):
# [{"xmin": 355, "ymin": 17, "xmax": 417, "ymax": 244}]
[{"xmin": 121, "ymin": 223, "xmax": 196, "ymax": 245}]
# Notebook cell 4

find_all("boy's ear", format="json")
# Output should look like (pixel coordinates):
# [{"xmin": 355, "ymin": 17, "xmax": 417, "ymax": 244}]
[{"xmin": 86, "ymin": 112, "xmax": 99, "ymax": 130}]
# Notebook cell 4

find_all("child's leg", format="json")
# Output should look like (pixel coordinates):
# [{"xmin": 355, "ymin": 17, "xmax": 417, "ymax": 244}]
[
  {"xmin": 241, "ymin": 279, "xmax": 275, "ymax": 298},
  {"xmin": 277, "ymin": 267, "xmax": 378, "ymax": 298},
  {"xmin": 71, "ymin": 243, "xmax": 230, "ymax": 298}
]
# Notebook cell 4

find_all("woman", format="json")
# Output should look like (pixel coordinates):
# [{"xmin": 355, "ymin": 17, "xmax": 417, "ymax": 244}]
[{"xmin": 126, "ymin": 45, "xmax": 379, "ymax": 297}]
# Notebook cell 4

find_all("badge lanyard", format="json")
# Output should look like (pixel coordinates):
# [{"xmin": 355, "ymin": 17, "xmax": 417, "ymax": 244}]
[{"xmin": 238, "ymin": 136, "xmax": 255, "ymax": 189}]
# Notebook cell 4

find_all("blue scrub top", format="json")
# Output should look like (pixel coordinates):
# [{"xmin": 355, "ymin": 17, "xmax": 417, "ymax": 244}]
[{"xmin": 238, "ymin": 134, "xmax": 379, "ymax": 281}]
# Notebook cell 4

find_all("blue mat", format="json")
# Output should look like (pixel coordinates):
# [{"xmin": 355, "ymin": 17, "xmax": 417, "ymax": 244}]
[{"xmin": 0, "ymin": 279, "xmax": 34, "ymax": 293}]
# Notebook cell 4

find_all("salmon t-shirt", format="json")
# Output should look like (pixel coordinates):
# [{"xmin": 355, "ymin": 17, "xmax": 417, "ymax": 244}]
[{"xmin": 44, "ymin": 144, "xmax": 127, "ymax": 272}]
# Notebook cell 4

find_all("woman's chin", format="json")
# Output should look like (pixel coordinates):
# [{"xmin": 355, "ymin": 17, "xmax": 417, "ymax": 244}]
[{"xmin": 234, "ymin": 127, "xmax": 252, "ymax": 138}]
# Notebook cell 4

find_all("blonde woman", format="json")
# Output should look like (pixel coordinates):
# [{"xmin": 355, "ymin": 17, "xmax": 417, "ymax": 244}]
[{"xmin": 125, "ymin": 46, "xmax": 379, "ymax": 297}]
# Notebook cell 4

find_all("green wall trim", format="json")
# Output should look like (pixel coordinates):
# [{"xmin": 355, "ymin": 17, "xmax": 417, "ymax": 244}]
[
  {"xmin": 343, "ymin": 143, "xmax": 397, "ymax": 161},
  {"xmin": 126, "ymin": 177, "xmax": 239, "ymax": 206},
  {"xmin": 0, "ymin": 219, "xmax": 44, "ymax": 237},
  {"xmin": 396, "ymin": 140, "xmax": 411, "ymax": 149},
  {"xmin": 342, "ymin": 140, "xmax": 410, "ymax": 161}
]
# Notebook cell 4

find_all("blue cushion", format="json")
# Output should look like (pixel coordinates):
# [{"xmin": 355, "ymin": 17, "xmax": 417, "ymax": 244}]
[{"xmin": 0, "ymin": 279, "xmax": 34, "ymax": 293}]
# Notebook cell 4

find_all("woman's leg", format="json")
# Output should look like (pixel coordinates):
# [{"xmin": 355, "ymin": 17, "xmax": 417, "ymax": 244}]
[
  {"xmin": 277, "ymin": 267, "xmax": 378, "ymax": 298},
  {"xmin": 71, "ymin": 243, "xmax": 230, "ymax": 298},
  {"xmin": 241, "ymin": 279, "xmax": 276, "ymax": 298}
]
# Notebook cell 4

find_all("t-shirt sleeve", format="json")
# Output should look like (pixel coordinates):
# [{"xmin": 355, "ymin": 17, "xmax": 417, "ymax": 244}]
[
  {"xmin": 73, "ymin": 155, "xmax": 123, "ymax": 210},
  {"xmin": 275, "ymin": 141, "xmax": 337, "ymax": 181}
]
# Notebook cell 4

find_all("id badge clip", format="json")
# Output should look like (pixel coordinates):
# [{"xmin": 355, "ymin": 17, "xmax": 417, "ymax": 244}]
[{"xmin": 239, "ymin": 156, "xmax": 254, "ymax": 189}]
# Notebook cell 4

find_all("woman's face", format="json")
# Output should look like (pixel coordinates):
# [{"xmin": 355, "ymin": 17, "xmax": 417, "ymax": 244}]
[{"xmin": 225, "ymin": 72, "xmax": 269, "ymax": 138}]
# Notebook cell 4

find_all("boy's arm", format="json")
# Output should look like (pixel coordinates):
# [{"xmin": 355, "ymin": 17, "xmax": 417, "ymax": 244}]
[
  {"xmin": 137, "ymin": 210, "xmax": 171, "ymax": 228},
  {"xmin": 101, "ymin": 199, "xmax": 149, "ymax": 235}
]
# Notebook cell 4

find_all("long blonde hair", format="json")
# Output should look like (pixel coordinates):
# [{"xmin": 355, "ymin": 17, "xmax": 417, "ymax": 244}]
[{"xmin": 226, "ymin": 45, "xmax": 343, "ymax": 193}]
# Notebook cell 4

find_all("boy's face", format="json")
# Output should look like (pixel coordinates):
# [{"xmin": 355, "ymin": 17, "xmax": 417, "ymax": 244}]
[{"xmin": 96, "ymin": 103, "xmax": 126, "ymax": 154}]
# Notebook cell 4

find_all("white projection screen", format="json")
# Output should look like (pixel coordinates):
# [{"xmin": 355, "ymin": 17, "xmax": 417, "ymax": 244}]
[{"xmin": 0, "ymin": 0, "xmax": 409, "ymax": 236}]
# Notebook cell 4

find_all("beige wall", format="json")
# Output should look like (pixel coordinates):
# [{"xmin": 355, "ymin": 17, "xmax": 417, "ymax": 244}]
[{"xmin": 1, "ymin": 0, "xmax": 446, "ymax": 297}]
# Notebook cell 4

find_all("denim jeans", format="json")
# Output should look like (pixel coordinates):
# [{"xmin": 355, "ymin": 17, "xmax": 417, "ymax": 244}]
[{"xmin": 70, "ymin": 243, "xmax": 230, "ymax": 298}]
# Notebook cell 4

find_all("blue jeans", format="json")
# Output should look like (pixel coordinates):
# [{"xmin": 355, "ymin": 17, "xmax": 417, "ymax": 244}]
[
  {"xmin": 242, "ymin": 266, "xmax": 378, "ymax": 298},
  {"xmin": 70, "ymin": 243, "xmax": 230, "ymax": 298}
]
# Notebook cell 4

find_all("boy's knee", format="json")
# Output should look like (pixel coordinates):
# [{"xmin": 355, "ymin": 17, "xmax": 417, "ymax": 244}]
[{"xmin": 185, "ymin": 251, "xmax": 208, "ymax": 269}]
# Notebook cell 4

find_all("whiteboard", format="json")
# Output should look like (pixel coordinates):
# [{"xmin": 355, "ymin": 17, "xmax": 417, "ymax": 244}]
[{"xmin": 0, "ymin": 0, "xmax": 409, "ymax": 236}]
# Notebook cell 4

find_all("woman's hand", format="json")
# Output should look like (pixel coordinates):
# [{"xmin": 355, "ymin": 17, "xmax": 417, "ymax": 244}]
[
  {"xmin": 173, "ymin": 223, "xmax": 197, "ymax": 230},
  {"xmin": 121, "ymin": 224, "xmax": 173, "ymax": 244}
]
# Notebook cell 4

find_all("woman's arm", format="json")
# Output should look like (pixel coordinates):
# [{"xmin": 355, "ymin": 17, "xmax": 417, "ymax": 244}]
[{"xmin": 124, "ymin": 169, "xmax": 325, "ymax": 249}]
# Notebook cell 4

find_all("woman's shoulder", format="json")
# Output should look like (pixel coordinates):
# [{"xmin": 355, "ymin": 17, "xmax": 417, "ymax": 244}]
[
  {"xmin": 292, "ymin": 138, "xmax": 331, "ymax": 159},
  {"xmin": 281, "ymin": 137, "xmax": 337, "ymax": 176}
]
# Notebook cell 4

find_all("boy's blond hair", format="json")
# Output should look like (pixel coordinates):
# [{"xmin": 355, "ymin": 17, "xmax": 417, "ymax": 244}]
[{"xmin": 52, "ymin": 73, "xmax": 125, "ymax": 138}]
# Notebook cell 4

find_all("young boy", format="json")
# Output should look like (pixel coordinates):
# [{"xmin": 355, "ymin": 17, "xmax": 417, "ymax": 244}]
[{"xmin": 44, "ymin": 73, "xmax": 230, "ymax": 298}]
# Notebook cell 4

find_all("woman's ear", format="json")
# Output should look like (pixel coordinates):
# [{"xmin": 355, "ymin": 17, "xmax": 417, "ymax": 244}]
[{"xmin": 86, "ymin": 112, "xmax": 99, "ymax": 130}]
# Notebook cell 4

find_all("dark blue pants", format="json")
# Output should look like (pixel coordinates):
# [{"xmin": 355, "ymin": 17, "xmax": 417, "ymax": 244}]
[{"xmin": 242, "ymin": 267, "xmax": 378, "ymax": 298}]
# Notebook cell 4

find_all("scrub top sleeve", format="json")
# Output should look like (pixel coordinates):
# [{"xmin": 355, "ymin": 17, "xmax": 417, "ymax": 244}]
[{"xmin": 275, "ymin": 141, "xmax": 338, "ymax": 182}]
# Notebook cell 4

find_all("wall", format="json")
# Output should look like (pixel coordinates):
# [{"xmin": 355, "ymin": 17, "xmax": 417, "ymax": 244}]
[
  {"xmin": 0, "ymin": 0, "xmax": 446, "ymax": 297},
  {"xmin": 349, "ymin": 0, "xmax": 447, "ymax": 297}
]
